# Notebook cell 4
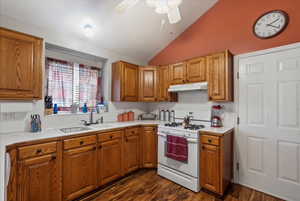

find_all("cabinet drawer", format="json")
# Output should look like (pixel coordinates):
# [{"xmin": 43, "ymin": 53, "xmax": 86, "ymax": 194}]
[
  {"xmin": 201, "ymin": 135, "xmax": 220, "ymax": 146},
  {"xmin": 143, "ymin": 126, "xmax": 156, "ymax": 132},
  {"xmin": 64, "ymin": 135, "xmax": 96, "ymax": 150},
  {"xmin": 98, "ymin": 130, "xmax": 123, "ymax": 142},
  {"xmin": 18, "ymin": 142, "xmax": 57, "ymax": 160},
  {"xmin": 125, "ymin": 127, "xmax": 140, "ymax": 137}
]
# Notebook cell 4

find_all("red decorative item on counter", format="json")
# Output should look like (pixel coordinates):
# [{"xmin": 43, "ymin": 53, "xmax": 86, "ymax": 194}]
[
  {"xmin": 128, "ymin": 111, "xmax": 134, "ymax": 121},
  {"xmin": 122, "ymin": 112, "xmax": 129, "ymax": 121},
  {"xmin": 117, "ymin": 114, "xmax": 123, "ymax": 122}
]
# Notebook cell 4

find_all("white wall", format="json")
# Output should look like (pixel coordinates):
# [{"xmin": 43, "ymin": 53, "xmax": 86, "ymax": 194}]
[
  {"xmin": 148, "ymin": 91, "xmax": 236, "ymax": 127},
  {"xmin": 0, "ymin": 15, "xmax": 148, "ymax": 133}
]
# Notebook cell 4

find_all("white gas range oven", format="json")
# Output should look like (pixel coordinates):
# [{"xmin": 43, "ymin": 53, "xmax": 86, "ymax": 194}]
[{"xmin": 157, "ymin": 122, "xmax": 206, "ymax": 192}]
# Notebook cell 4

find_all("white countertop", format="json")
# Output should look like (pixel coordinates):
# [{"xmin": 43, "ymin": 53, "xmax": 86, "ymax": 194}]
[{"xmin": 0, "ymin": 120, "xmax": 234, "ymax": 147}]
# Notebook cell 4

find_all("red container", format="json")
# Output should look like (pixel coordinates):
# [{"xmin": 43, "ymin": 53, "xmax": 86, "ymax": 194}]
[
  {"xmin": 122, "ymin": 112, "xmax": 129, "ymax": 121},
  {"xmin": 128, "ymin": 111, "xmax": 134, "ymax": 121},
  {"xmin": 117, "ymin": 114, "xmax": 123, "ymax": 122}
]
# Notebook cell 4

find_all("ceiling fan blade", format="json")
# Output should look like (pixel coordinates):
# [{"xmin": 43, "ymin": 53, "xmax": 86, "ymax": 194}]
[
  {"xmin": 115, "ymin": 0, "xmax": 139, "ymax": 12},
  {"xmin": 167, "ymin": 6, "xmax": 181, "ymax": 24}
]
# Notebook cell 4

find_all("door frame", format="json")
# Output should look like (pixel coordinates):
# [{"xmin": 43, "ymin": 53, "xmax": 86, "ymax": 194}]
[{"xmin": 233, "ymin": 42, "xmax": 300, "ymax": 193}]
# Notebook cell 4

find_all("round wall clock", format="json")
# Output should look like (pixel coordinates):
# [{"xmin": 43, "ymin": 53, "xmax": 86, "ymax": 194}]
[{"xmin": 253, "ymin": 10, "xmax": 289, "ymax": 39}]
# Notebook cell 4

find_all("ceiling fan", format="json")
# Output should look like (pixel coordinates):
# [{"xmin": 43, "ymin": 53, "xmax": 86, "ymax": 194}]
[{"xmin": 116, "ymin": 0, "xmax": 182, "ymax": 24}]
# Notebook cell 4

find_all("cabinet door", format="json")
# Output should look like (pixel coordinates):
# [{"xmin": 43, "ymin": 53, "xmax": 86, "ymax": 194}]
[
  {"xmin": 169, "ymin": 62, "xmax": 186, "ymax": 85},
  {"xmin": 98, "ymin": 138, "xmax": 122, "ymax": 186},
  {"xmin": 139, "ymin": 67, "xmax": 158, "ymax": 102},
  {"xmin": 200, "ymin": 144, "xmax": 220, "ymax": 193},
  {"xmin": 123, "ymin": 134, "xmax": 140, "ymax": 174},
  {"xmin": 18, "ymin": 154, "xmax": 61, "ymax": 201},
  {"xmin": 0, "ymin": 28, "xmax": 42, "ymax": 100},
  {"xmin": 141, "ymin": 127, "xmax": 157, "ymax": 168},
  {"xmin": 186, "ymin": 57, "xmax": 207, "ymax": 83},
  {"xmin": 63, "ymin": 145, "xmax": 97, "ymax": 201},
  {"xmin": 122, "ymin": 62, "xmax": 139, "ymax": 101},
  {"xmin": 207, "ymin": 51, "xmax": 233, "ymax": 101}
]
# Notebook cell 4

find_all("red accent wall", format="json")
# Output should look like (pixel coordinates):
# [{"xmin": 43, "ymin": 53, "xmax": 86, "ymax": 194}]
[{"xmin": 149, "ymin": 0, "xmax": 300, "ymax": 65}]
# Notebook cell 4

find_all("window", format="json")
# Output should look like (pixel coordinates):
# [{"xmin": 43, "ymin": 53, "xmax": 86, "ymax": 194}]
[{"xmin": 46, "ymin": 57, "xmax": 102, "ymax": 110}]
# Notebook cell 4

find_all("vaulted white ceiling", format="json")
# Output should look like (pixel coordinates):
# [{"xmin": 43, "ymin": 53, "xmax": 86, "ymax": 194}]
[{"xmin": 0, "ymin": 0, "xmax": 218, "ymax": 62}]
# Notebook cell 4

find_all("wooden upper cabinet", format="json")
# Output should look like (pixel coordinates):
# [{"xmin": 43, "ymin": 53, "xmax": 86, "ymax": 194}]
[
  {"xmin": 207, "ymin": 50, "xmax": 233, "ymax": 102},
  {"xmin": 112, "ymin": 61, "xmax": 139, "ymax": 102},
  {"xmin": 186, "ymin": 57, "xmax": 207, "ymax": 83},
  {"xmin": 139, "ymin": 66, "xmax": 158, "ymax": 102},
  {"xmin": 169, "ymin": 62, "xmax": 186, "ymax": 85},
  {"xmin": 63, "ymin": 144, "xmax": 97, "ymax": 201},
  {"xmin": 0, "ymin": 28, "xmax": 42, "ymax": 100},
  {"xmin": 158, "ymin": 65, "xmax": 177, "ymax": 102}
]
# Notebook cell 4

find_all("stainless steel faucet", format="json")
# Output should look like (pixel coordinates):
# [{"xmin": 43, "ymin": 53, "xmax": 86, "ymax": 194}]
[{"xmin": 81, "ymin": 108, "xmax": 103, "ymax": 126}]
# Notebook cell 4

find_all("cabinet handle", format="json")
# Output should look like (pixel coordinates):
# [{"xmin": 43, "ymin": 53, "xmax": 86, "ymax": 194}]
[
  {"xmin": 80, "ymin": 141, "xmax": 84, "ymax": 145},
  {"xmin": 93, "ymin": 146, "xmax": 97, "ymax": 150},
  {"xmin": 51, "ymin": 155, "xmax": 57, "ymax": 160},
  {"xmin": 125, "ymin": 137, "xmax": 128, "ymax": 142},
  {"xmin": 202, "ymin": 146, "xmax": 205, "ymax": 150},
  {"xmin": 36, "ymin": 149, "xmax": 42, "ymax": 154},
  {"xmin": 208, "ymin": 139, "xmax": 212, "ymax": 143},
  {"xmin": 110, "ymin": 135, "xmax": 113, "ymax": 139}
]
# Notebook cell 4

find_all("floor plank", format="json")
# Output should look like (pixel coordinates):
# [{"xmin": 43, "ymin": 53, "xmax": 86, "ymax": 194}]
[{"xmin": 91, "ymin": 170, "xmax": 284, "ymax": 201}]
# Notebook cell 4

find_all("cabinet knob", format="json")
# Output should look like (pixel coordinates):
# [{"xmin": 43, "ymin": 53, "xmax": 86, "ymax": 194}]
[
  {"xmin": 36, "ymin": 149, "xmax": 42, "ymax": 154},
  {"xmin": 99, "ymin": 145, "xmax": 102, "ymax": 149},
  {"xmin": 202, "ymin": 146, "xmax": 205, "ymax": 150},
  {"xmin": 208, "ymin": 139, "xmax": 212, "ymax": 143},
  {"xmin": 51, "ymin": 155, "xmax": 57, "ymax": 160},
  {"xmin": 93, "ymin": 146, "xmax": 97, "ymax": 150},
  {"xmin": 80, "ymin": 141, "xmax": 84, "ymax": 145},
  {"xmin": 110, "ymin": 135, "xmax": 113, "ymax": 139}
]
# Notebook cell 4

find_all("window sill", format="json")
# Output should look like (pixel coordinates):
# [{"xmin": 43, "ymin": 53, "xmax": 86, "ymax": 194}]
[{"xmin": 46, "ymin": 111, "xmax": 107, "ymax": 117}]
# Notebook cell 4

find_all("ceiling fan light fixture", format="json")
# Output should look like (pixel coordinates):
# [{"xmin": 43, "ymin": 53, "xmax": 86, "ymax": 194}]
[{"xmin": 167, "ymin": 6, "xmax": 181, "ymax": 24}]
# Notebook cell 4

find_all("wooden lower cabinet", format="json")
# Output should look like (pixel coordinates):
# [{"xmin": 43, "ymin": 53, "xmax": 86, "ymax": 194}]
[
  {"xmin": 63, "ymin": 144, "xmax": 97, "ymax": 201},
  {"xmin": 7, "ymin": 126, "xmax": 159, "ymax": 201},
  {"xmin": 123, "ymin": 129, "xmax": 140, "ymax": 174},
  {"xmin": 141, "ymin": 126, "xmax": 157, "ymax": 168},
  {"xmin": 18, "ymin": 153, "xmax": 61, "ymax": 201},
  {"xmin": 98, "ymin": 131, "xmax": 123, "ymax": 185},
  {"xmin": 200, "ymin": 131, "xmax": 233, "ymax": 195}
]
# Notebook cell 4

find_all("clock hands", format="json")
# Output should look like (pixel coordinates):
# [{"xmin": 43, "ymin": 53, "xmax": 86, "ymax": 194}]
[
  {"xmin": 266, "ymin": 18, "xmax": 280, "ymax": 29},
  {"xmin": 267, "ymin": 24, "xmax": 280, "ymax": 29}
]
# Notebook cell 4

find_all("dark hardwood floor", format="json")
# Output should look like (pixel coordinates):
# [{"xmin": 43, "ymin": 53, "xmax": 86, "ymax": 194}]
[{"xmin": 91, "ymin": 170, "xmax": 284, "ymax": 201}]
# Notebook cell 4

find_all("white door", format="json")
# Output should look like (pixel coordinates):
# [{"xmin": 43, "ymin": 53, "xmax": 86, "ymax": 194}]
[{"xmin": 237, "ymin": 45, "xmax": 300, "ymax": 201}]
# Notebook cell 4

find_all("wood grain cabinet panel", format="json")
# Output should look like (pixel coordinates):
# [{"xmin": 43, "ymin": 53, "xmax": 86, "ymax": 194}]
[
  {"xmin": 186, "ymin": 57, "xmax": 207, "ymax": 83},
  {"xmin": 200, "ymin": 131, "xmax": 233, "ymax": 195},
  {"xmin": 98, "ymin": 131, "xmax": 123, "ymax": 186},
  {"xmin": 158, "ymin": 65, "xmax": 177, "ymax": 102},
  {"xmin": 17, "ymin": 142, "xmax": 62, "ymax": 201},
  {"xmin": 63, "ymin": 145, "xmax": 97, "ymax": 201},
  {"xmin": 112, "ymin": 61, "xmax": 139, "ymax": 102},
  {"xmin": 139, "ymin": 66, "xmax": 158, "ymax": 102},
  {"xmin": 0, "ymin": 28, "xmax": 42, "ymax": 100},
  {"xmin": 207, "ymin": 50, "xmax": 233, "ymax": 102},
  {"xmin": 123, "ymin": 128, "xmax": 140, "ymax": 174},
  {"xmin": 169, "ymin": 62, "xmax": 187, "ymax": 85},
  {"xmin": 141, "ymin": 126, "xmax": 157, "ymax": 168}
]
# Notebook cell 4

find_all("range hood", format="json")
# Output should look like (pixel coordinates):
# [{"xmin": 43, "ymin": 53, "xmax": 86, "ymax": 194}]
[{"xmin": 168, "ymin": 82, "xmax": 208, "ymax": 92}]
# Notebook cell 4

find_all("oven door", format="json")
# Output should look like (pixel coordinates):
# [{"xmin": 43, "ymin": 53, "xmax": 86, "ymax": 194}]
[{"xmin": 158, "ymin": 132, "xmax": 199, "ymax": 177}]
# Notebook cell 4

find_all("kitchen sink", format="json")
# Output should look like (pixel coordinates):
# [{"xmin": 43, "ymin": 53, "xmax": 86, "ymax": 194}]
[{"xmin": 59, "ymin": 126, "xmax": 92, "ymax": 134}]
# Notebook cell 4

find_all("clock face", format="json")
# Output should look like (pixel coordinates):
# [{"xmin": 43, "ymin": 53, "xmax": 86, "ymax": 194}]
[{"xmin": 254, "ymin": 10, "xmax": 289, "ymax": 39}]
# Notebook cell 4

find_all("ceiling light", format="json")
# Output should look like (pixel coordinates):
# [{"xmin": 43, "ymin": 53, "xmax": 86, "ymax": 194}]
[{"xmin": 83, "ymin": 24, "xmax": 94, "ymax": 37}]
